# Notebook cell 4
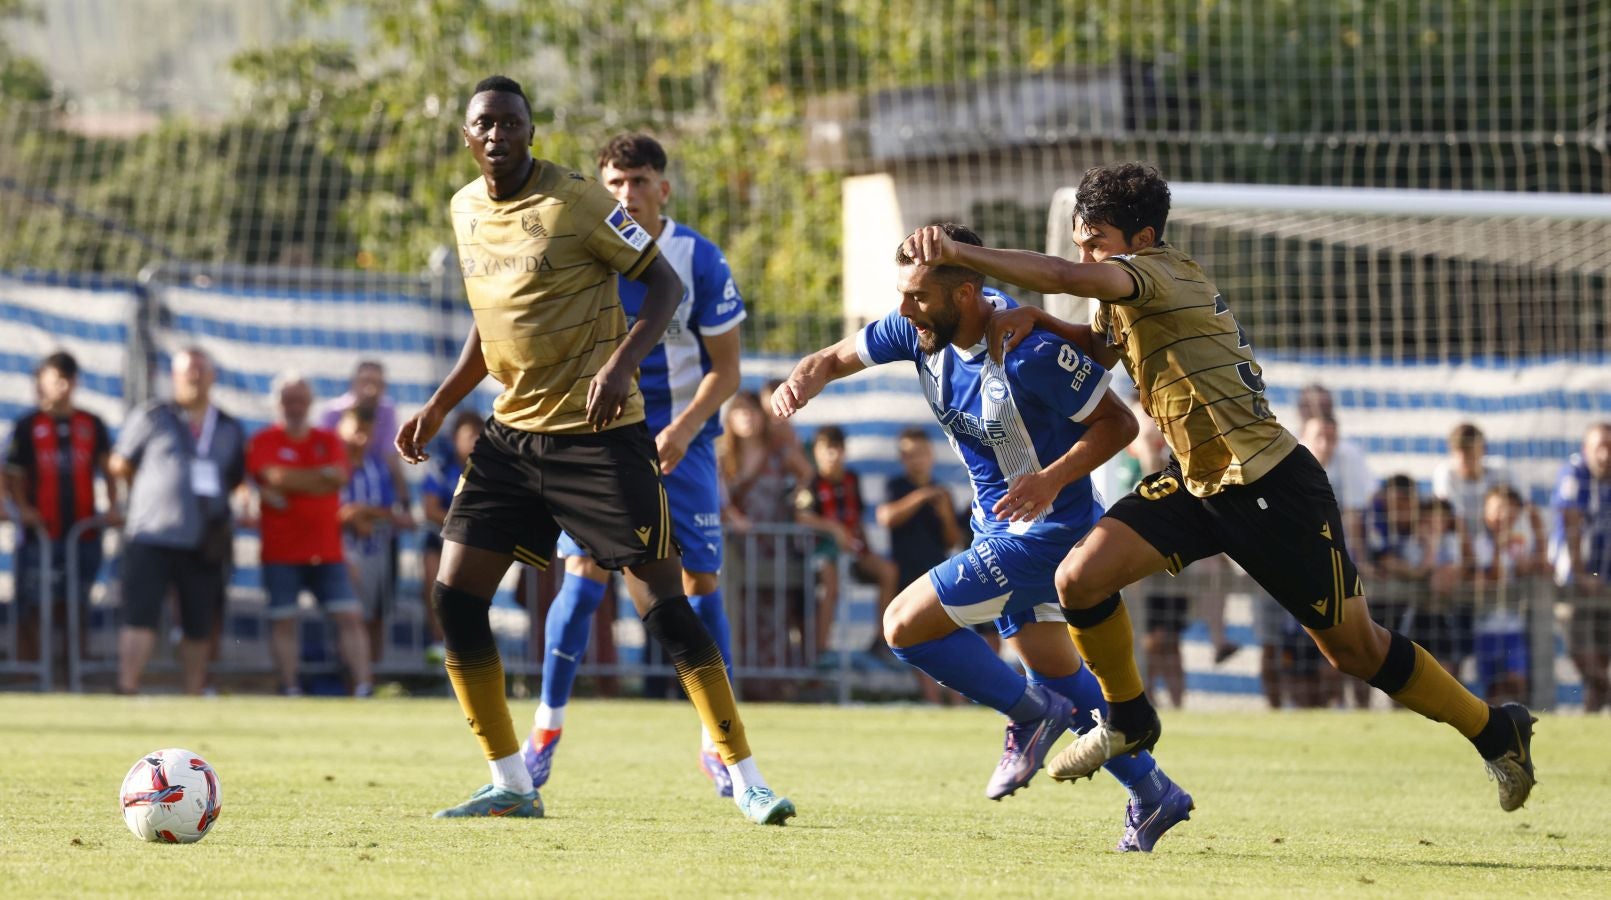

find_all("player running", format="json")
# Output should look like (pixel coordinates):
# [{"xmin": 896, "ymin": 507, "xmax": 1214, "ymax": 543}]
[
  {"xmin": 524, "ymin": 134, "xmax": 747, "ymax": 798},
  {"xmin": 902, "ymin": 163, "xmax": 1536, "ymax": 813},
  {"xmin": 774, "ymin": 223, "xmax": 1192, "ymax": 852},
  {"xmin": 398, "ymin": 76, "xmax": 793, "ymax": 825}
]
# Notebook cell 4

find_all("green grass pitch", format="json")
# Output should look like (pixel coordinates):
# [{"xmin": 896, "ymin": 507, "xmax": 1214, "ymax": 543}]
[{"xmin": 1, "ymin": 695, "xmax": 1607, "ymax": 898}]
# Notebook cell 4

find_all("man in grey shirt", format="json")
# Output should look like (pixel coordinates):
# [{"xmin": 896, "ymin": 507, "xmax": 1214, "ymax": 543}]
[{"xmin": 109, "ymin": 348, "xmax": 246, "ymax": 695}]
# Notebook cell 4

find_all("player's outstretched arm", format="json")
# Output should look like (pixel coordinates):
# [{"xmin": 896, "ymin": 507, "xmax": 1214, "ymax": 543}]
[
  {"xmin": 902, "ymin": 225, "xmax": 1137, "ymax": 301},
  {"xmin": 398, "ymin": 321, "xmax": 488, "ymax": 464},
  {"xmin": 772, "ymin": 337, "xmax": 866, "ymax": 419},
  {"xmin": 993, "ymin": 390, "xmax": 1138, "ymax": 522},
  {"xmin": 590, "ymin": 253, "xmax": 684, "ymax": 431}
]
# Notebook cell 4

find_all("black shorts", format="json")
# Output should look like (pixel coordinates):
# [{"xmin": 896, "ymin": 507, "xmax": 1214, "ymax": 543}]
[
  {"xmin": 120, "ymin": 541, "xmax": 225, "ymax": 640},
  {"xmin": 440, "ymin": 418, "xmax": 677, "ymax": 571},
  {"xmin": 1104, "ymin": 445, "xmax": 1361, "ymax": 630}
]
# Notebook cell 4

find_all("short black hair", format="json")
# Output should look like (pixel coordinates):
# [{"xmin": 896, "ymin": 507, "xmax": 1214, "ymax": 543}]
[
  {"xmin": 897, "ymin": 425, "xmax": 930, "ymax": 444},
  {"xmin": 813, "ymin": 424, "xmax": 846, "ymax": 449},
  {"xmin": 37, "ymin": 351, "xmax": 78, "ymax": 380},
  {"xmin": 1383, "ymin": 473, "xmax": 1417, "ymax": 495},
  {"xmin": 894, "ymin": 222, "xmax": 984, "ymax": 288},
  {"xmin": 471, "ymin": 75, "xmax": 531, "ymax": 117},
  {"xmin": 597, "ymin": 133, "xmax": 668, "ymax": 172},
  {"xmin": 1074, "ymin": 163, "xmax": 1171, "ymax": 242}
]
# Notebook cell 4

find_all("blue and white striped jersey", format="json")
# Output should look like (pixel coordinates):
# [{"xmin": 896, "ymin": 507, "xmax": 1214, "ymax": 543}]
[
  {"xmin": 857, "ymin": 289, "xmax": 1112, "ymax": 539},
  {"xmin": 618, "ymin": 218, "xmax": 745, "ymax": 443}
]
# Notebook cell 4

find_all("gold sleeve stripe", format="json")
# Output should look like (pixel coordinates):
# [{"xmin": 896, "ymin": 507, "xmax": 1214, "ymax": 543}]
[
  {"xmin": 1107, "ymin": 257, "xmax": 1147, "ymax": 302},
  {"xmin": 622, "ymin": 243, "xmax": 660, "ymax": 281}
]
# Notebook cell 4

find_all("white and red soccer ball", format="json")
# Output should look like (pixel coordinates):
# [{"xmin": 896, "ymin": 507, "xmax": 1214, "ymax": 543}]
[{"xmin": 119, "ymin": 749, "xmax": 222, "ymax": 844}]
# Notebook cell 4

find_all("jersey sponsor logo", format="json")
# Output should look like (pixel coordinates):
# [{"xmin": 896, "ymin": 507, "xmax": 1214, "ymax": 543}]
[
  {"xmin": 694, "ymin": 512, "xmax": 721, "ymax": 529},
  {"xmin": 967, "ymin": 542, "xmax": 1010, "ymax": 589},
  {"xmin": 931, "ymin": 402, "xmax": 1009, "ymax": 446},
  {"xmin": 721, "ymin": 278, "xmax": 738, "ymax": 301},
  {"xmin": 460, "ymin": 253, "xmax": 545, "ymax": 277},
  {"xmin": 715, "ymin": 300, "xmax": 739, "ymax": 316},
  {"xmin": 1056, "ymin": 344, "xmax": 1083, "ymax": 371},
  {"xmin": 607, "ymin": 205, "xmax": 652, "ymax": 252}
]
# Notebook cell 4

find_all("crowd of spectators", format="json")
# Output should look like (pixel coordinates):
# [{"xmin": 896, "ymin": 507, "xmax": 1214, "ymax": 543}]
[{"xmin": 2, "ymin": 354, "xmax": 1609, "ymax": 711}]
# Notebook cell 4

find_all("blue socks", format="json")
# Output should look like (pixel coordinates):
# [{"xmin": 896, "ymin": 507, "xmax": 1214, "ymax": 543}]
[
  {"xmin": 688, "ymin": 589, "xmax": 733, "ymax": 679},
  {"xmin": 1028, "ymin": 664, "xmax": 1168, "ymax": 803},
  {"xmin": 891, "ymin": 629, "xmax": 1039, "ymax": 717},
  {"xmin": 540, "ymin": 573, "xmax": 609, "ymax": 710}
]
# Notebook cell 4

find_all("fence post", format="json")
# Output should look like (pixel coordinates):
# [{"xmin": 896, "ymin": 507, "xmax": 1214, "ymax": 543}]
[
  {"xmin": 62, "ymin": 516, "xmax": 110, "ymax": 694},
  {"xmin": 31, "ymin": 524, "xmax": 53, "ymax": 692},
  {"xmin": 1530, "ymin": 579, "xmax": 1557, "ymax": 711}
]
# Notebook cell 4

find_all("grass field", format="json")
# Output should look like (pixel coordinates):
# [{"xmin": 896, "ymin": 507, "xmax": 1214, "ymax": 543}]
[{"xmin": 0, "ymin": 695, "xmax": 1607, "ymax": 898}]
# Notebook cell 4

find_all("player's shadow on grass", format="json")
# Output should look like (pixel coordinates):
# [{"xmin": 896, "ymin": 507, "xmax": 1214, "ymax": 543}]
[{"xmin": 1205, "ymin": 850, "xmax": 1611, "ymax": 874}]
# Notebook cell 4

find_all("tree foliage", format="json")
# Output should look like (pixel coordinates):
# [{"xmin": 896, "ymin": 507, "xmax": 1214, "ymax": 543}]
[{"xmin": 1, "ymin": 0, "xmax": 1603, "ymax": 342}]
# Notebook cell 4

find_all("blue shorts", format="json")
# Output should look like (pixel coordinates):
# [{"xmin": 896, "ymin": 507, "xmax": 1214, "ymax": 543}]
[
  {"xmin": 557, "ymin": 437, "xmax": 723, "ymax": 574},
  {"xmin": 262, "ymin": 562, "xmax": 360, "ymax": 620},
  {"xmin": 928, "ymin": 531, "xmax": 1068, "ymax": 638}
]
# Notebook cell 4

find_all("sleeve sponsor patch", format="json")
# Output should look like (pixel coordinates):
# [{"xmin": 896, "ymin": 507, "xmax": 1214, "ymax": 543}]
[{"xmin": 606, "ymin": 204, "xmax": 653, "ymax": 252}]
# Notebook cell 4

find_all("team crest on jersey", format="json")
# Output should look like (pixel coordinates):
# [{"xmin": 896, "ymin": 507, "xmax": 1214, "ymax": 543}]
[
  {"xmin": 607, "ymin": 205, "xmax": 652, "ymax": 252},
  {"xmin": 983, "ymin": 377, "xmax": 1009, "ymax": 403},
  {"xmin": 931, "ymin": 402, "xmax": 1009, "ymax": 446},
  {"xmin": 520, "ymin": 213, "xmax": 547, "ymax": 239}
]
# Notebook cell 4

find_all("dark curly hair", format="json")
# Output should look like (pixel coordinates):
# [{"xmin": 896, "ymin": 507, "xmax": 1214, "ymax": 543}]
[
  {"xmin": 1074, "ymin": 163, "xmax": 1171, "ymax": 243},
  {"xmin": 597, "ymin": 133, "xmax": 668, "ymax": 172},
  {"xmin": 894, "ymin": 221, "xmax": 984, "ymax": 288}
]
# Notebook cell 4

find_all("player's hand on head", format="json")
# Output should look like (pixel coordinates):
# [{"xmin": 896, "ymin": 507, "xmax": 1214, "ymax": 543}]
[
  {"xmin": 993, "ymin": 471, "xmax": 1058, "ymax": 522},
  {"xmin": 396, "ymin": 405, "xmax": 445, "ymax": 464},
  {"xmin": 586, "ymin": 360, "xmax": 633, "ymax": 431},
  {"xmin": 903, "ymin": 225, "xmax": 958, "ymax": 267},
  {"xmin": 986, "ymin": 306, "xmax": 1038, "ymax": 364}
]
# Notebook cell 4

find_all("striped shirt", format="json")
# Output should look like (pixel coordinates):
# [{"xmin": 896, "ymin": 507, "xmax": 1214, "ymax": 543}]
[
  {"xmin": 858, "ymin": 288, "xmax": 1111, "ymax": 540},
  {"xmin": 619, "ymin": 218, "xmax": 745, "ymax": 443},
  {"xmin": 1093, "ymin": 245, "xmax": 1296, "ymax": 497},
  {"xmin": 451, "ymin": 161, "xmax": 660, "ymax": 434}
]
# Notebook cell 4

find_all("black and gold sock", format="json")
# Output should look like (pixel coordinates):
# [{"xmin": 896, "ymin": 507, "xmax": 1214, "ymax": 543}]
[
  {"xmin": 434, "ymin": 582, "xmax": 518, "ymax": 761},
  {"xmin": 1368, "ymin": 628, "xmax": 1491, "ymax": 742},
  {"xmin": 1063, "ymin": 593, "xmax": 1146, "ymax": 703},
  {"xmin": 643, "ymin": 595, "xmax": 751, "ymax": 765}
]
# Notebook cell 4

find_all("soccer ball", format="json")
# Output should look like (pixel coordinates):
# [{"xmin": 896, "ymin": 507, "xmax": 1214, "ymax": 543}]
[{"xmin": 119, "ymin": 749, "xmax": 222, "ymax": 844}]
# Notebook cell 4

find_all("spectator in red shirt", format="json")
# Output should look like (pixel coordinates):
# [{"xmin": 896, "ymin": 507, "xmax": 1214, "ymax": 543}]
[
  {"xmin": 3, "ymin": 351, "xmax": 120, "ymax": 666},
  {"xmin": 248, "ymin": 372, "xmax": 372, "ymax": 697},
  {"xmin": 795, "ymin": 425, "xmax": 898, "ymax": 657}
]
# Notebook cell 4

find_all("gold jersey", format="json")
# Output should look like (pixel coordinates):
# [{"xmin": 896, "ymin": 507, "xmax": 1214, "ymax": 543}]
[
  {"xmin": 451, "ymin": 161, "xmax": 660, "ymax": 433},
  {"xmin": 1093, "ymin": 245, "xmax": 1297, "ymax": 497}
]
